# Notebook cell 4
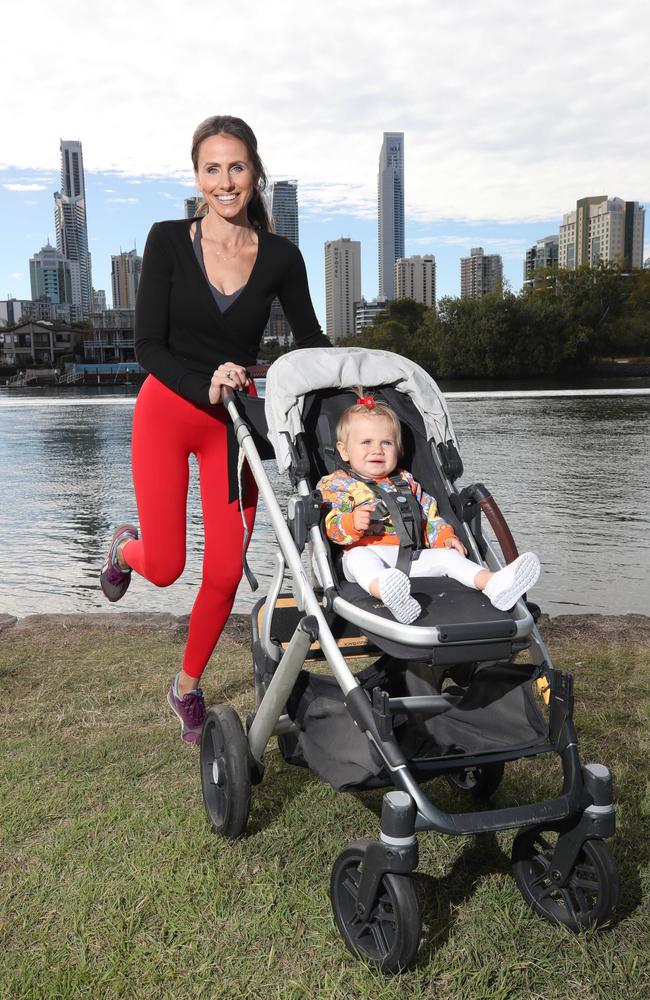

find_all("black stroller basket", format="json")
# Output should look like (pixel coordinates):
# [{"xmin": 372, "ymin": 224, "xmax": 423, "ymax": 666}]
[{"xmin": 199, "ymin": 352, "xmax": 619, "ymax": 974}]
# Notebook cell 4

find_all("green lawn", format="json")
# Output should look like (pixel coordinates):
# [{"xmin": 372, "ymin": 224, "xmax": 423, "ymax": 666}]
[{"xmin": 1, "ymin": 614, "xmax": 649, "ymax": 1000}]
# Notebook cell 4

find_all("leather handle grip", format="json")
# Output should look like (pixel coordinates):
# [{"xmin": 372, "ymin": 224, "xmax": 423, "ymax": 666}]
[{"xmin": 477, "ymin": 494, "xmax": 520, "ymax": 565}]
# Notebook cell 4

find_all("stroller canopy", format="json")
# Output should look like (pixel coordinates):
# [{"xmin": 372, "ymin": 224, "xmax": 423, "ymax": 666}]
[{"xmin": 264, "ymin": 347, "xmax": 459, "ymax": 472}]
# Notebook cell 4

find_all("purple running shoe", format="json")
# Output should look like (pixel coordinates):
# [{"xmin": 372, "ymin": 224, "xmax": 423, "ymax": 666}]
[
  {"xmin": 167, "ymin": 682, "xmax": 206, "ymax": 744},
  {"xmin": 99, "ymin": 523, "xmax": 138, "ymax": 603}
]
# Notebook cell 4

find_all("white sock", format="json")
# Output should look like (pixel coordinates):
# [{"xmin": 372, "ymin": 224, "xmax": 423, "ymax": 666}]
[
  {"xmin": 377, "ymin": 568, "xmax": 422, "ymax": 625},
  {"xmin": 483, "ymin": 552, "xmax": 541, "ymax": 611}
]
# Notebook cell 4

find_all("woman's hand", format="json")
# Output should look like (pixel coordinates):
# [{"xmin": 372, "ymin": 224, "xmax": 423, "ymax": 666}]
[{"xmin": 208, "ymin": 362, "xmax": 250, "ymax": 404}]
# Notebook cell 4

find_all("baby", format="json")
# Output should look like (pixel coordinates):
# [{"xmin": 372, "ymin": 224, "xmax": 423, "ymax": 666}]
[{"xmin": 317, "ymin": 397, "xmax": 540, "ymax": 624}]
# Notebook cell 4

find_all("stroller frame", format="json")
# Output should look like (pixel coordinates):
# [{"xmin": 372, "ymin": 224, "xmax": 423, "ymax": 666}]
[{"xmin": 200, "ymin": 362, "xmax": 619, "ymax": 973}]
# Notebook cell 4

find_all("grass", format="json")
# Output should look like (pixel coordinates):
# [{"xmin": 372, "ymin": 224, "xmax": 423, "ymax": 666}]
[{"xmin": 1, "ymin": 613, "xmax": 649, "ymax": 1000}]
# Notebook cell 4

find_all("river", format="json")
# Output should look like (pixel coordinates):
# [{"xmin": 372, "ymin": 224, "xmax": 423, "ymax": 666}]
[{"xmin": 1, "ymin": 380, "xmax": 649, "ymax": 619}]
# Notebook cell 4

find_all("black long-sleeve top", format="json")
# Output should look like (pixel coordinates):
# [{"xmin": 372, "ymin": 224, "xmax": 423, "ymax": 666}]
[{"xmin": 134, "ymin": 219, "xmax": 330, "ymax": 405}]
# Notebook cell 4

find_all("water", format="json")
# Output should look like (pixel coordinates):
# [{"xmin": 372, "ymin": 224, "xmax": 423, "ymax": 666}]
[{"xmin": 1, "ymin": 383, "xmax": 649, "ymax": 618}]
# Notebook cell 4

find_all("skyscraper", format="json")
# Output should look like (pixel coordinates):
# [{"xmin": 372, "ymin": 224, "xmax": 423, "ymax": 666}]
[
  {"xmin": 378, "ymin": 132, "xmax": 405, "ymax": 300},
  {"xmin": 460, "ymin": 247, "xmax": 503, "ymax": 299},
  {"xmin": 53, "ymin": 140, "xmax": 92, "ymax": 316},
  {"xmin": 559, "ymin": 196, "xmax": 645, "ymax": 270},
  {"xmin": 395, "ymin": 255, "xmax": 436, "ymax": 307},
  {"xmin": 265, "ymin": 180, "xmax": 300, "ymax": 343},
  {"xmin": 111, "ymin": 249, "xmax": 142, "ymax": 309},
  {"xmin": 325, "ymin": 238, "xmax": 362, "ymax": 342}
]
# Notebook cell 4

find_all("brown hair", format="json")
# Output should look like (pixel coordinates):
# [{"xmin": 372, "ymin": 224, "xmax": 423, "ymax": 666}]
[
  {"xmin": 190, "ymin": 115, "xmax": 272, "ymax": 232},
  {"xmin": 336, "ymin": 399, "xmax": 403, "ymax": 455}
]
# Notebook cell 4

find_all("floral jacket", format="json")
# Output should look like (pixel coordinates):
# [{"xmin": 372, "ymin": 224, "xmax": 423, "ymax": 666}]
[{"xmin": 316, "ymin": 468, "xmax": 457, "ymax": 550}]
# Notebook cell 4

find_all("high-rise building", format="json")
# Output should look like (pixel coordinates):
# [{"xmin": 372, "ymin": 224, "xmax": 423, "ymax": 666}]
[
  {"xmin": 184, "ymin": 196, "xmax": 204, "ymax": 219},
  {"xmin": 29, "ymin": 242, "xmax": 75, "ymax": 306},
  {"xmin": 378, "ymin": 132, "xmax": 405, "ymax": 300},
  {"xmin": 354, "ymin": 297, "xmax": 389, "ymax": 335},
  {"xmin": 264, "ymin": 180, "xmax": 300, "ymax": 343},
  {"xmin": 460, "ymin": 247, "xmax": 503, "ymax": 299},
  {"xmin": 559, "ymin": 197, "xmax": 645, "ymax": 270},
  {"xmin": 395, "ymin": 255, "xmax": 436, "ymax": 307},
  {"xmin": 523, "ymin": 235, "xmax": 559, "ymax": 289},
  {"xmin": 53, "ymin": 140, "xmax": 92, "ymax": 316},
  {"xmin": 325, "ymin": 238, "xmax": 362, "ymax": 342},
  {"xmin": 111, "ymin": 249, "xmax": 142, "ymax": 309}
]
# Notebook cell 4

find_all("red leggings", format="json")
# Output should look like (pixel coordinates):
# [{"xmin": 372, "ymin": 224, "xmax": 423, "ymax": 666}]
[{"xmin": 122, "ymin": 375, "xmax": 257, "ymax": 680}]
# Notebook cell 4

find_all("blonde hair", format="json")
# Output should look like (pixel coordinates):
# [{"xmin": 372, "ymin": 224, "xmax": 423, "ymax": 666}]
[{"xmin": 336, "ymin": 398, "xmax": 403, "ymax": 454}]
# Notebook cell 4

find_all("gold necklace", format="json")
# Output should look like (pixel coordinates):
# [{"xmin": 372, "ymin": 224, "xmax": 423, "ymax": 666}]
[{"xmin": 203, "ymin": 224, "xmax": 255, "ymax": 263}]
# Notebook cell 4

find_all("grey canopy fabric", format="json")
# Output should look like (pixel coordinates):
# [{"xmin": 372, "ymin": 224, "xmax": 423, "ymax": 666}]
[{"xmin": 264, "ymin": 347, "xmax": 459, "ymax": 471}]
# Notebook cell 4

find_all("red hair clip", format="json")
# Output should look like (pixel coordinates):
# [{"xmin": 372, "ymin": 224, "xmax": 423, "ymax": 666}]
[{"xmin": 356, "ymin": 396, "xmax": 375, "ymax": 409}]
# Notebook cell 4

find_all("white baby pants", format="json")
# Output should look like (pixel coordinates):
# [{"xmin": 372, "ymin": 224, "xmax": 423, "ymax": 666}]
[{"xmin": 342, "ymin": 545, "xmax": 480, "ymax": 594}]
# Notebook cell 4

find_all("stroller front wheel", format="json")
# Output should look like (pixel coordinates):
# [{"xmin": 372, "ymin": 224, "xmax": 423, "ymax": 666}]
[
  {"xmin": 512, "ymin": 824, "xmax": 619, "ymax": 930},
  {"xmin": 200, "ymin": 705, "xmax": 251, "ymax": 839},
  {"xmin": 330, "ymin": 840, "xmax": 421, "ymax": 974}
]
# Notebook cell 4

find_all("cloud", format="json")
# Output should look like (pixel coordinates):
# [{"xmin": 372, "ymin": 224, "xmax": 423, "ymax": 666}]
[
  {"xmin": 0, "ymin": 1, "xmax": 647, "ymax": 224},
  {"xmin": 10, "ymin": 272, "xmax": 22, "ymax": 280},
  {"xmin": 3, "ymin": 183, "xmax": 47, "ymax": 192},
  {"xmin": 107, "ymin": 197, "xmax": 139, "ymax": 203},
  {"xmin": 104, "ymin": 187, "xmax": 116, "ymax": 193}
]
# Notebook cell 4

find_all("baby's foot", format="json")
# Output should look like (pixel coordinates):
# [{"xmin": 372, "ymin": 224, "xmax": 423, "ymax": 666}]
[
  {"xmin": 483, "ymin": 552, "xmax": 540, "ymax": 611},
  {"xmin": 377, "ymin": 568, "xmax": 421, "ymax": 624}
]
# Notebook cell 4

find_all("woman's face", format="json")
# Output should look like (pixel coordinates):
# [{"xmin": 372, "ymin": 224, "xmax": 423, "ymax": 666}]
[{"xmin": 195, "ymin": 134, "xmax": 256, "ymax": 225}]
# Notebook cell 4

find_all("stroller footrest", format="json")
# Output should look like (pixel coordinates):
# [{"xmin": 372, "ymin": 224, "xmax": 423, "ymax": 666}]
[{"xmin": 437, "ymin": 620, "xmax": 517, "ymax": 642}]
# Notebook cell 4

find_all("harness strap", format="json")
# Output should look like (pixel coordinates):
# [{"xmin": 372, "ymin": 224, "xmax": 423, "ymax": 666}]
[{"xmin": 348, "ymin": 472, "xmax": 424, "ymax": 576}]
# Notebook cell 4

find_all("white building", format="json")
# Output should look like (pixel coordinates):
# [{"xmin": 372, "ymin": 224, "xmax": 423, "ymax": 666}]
[
  {"xmin": 92, "ymin": 289, "xmax": 107, "ymax": 312},
  {"xmin": 559, "ymin": 197, "xmax": 645, "ymax": 270},
  {"xmin": 460, "ymin": 247, "xmax": 503, "ymax": 299},
  {"xmin": 111, "ymin": 249, "xmax": 142, "ymax": 309},
  {"xmin": 325, "ymin": 238, "xmax": 362, "ymax": 342},
  {"xmin": 378, "ymin": 132, "xmax": 405, "ymax": 300},
  {"xmin": 54, "ymin": 140, "xmax": 92, "ymax": 316},
  {"xmin": 395, "ymin": 255, "xmax": 436, "ymax": 307},
  {"xmin": 354, "ymin": 297, "xmax": 389, "ymax": 335},
  {"xmin": 0, "ymin": 298, "xmax": 81, "ymax": 327}
]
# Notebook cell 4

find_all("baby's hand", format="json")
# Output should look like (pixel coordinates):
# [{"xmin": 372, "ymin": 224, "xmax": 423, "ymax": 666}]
[
  {"xmin": 352, "ymin": 504, "xmax": 375, "ymax": 532},
  {"xmin": 445, "ymin": 535, "xmax": 467, "ymax": 556}
]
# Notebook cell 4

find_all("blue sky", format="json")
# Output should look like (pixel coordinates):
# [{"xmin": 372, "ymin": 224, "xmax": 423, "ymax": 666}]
[{"xmin": 1, "ymin": 0, "xmax": 648, "ymax": 330}]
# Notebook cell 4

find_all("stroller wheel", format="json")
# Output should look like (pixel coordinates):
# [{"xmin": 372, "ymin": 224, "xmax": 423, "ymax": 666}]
[
  {"xmin": 330, "ymin": 840, "xmax": 421, "ymax": 974},
  {"xmin": 446, "ymin": 761, "xmax": 505, "ymax": 799},
  {"xmin": 200, "ymin": 705, "xmax": 251, "ymax": 839},
  {"xmin": 512, "ymin": 825, "xmax": 620, "ymax": 930}
]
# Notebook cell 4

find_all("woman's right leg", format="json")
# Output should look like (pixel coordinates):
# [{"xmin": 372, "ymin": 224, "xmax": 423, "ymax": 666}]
[{"xmin": 121, "ymin": 377, "xmax": 189, "ymax": 588}]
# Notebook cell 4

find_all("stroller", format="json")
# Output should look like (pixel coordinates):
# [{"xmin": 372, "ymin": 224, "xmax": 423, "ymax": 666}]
[{"xmin": 199, "ymin": 347, "xmax": 619, "ymax": 973}]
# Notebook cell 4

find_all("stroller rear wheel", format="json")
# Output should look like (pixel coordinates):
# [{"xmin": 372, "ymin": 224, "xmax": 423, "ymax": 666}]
[
  {"xmin": 446, "ymin": 761, "xmax": 505, "ymax": 799},
  {"xmin": 512, "ymin": 824, "xmax": 619, "ymax": 930},
  {"xmin": 200, "ymin": 705, "xmax": 251, "ymax": 839},
  {"xmin": 330, "ymin": 840, "xmax": 421, "ymax": 974}
]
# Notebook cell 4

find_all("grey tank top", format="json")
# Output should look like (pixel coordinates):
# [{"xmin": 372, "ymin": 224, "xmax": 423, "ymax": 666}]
[{"xmin": 192, "ymin": 217, "xmax": 244, "ymax": 312}]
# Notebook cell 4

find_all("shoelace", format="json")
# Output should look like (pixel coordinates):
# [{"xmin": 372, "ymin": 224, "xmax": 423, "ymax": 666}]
[{"xmin": 182, "ymin": 689, "xmax": 205, "ymax": 726}]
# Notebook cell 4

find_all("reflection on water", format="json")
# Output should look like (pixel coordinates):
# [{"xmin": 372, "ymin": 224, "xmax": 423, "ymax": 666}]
[{"xmin": 1, "ymin": 387, "xmax": 649, "ymax": 618}]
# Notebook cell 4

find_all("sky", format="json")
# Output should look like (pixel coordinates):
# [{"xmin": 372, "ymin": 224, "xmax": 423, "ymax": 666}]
[{"xmin": 1, "ymin": 0, "xmax": 648, "ymax": 329}]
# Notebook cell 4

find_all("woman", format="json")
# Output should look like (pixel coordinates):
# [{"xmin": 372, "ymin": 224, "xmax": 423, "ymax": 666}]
[{"xmin": 100, "ymin": 115, "xmax": 330, "ymax": 743}]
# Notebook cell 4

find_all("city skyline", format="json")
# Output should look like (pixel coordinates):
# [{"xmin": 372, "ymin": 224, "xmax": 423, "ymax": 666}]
[{"xmin": 1, "ymin": 1, "xmax": 648, "ymax": 328}]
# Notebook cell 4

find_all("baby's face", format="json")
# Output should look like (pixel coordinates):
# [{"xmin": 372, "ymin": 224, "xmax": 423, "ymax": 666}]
[{"xmin": 337, "ymin": 414, "xmax": 399, "ymax": 480}]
